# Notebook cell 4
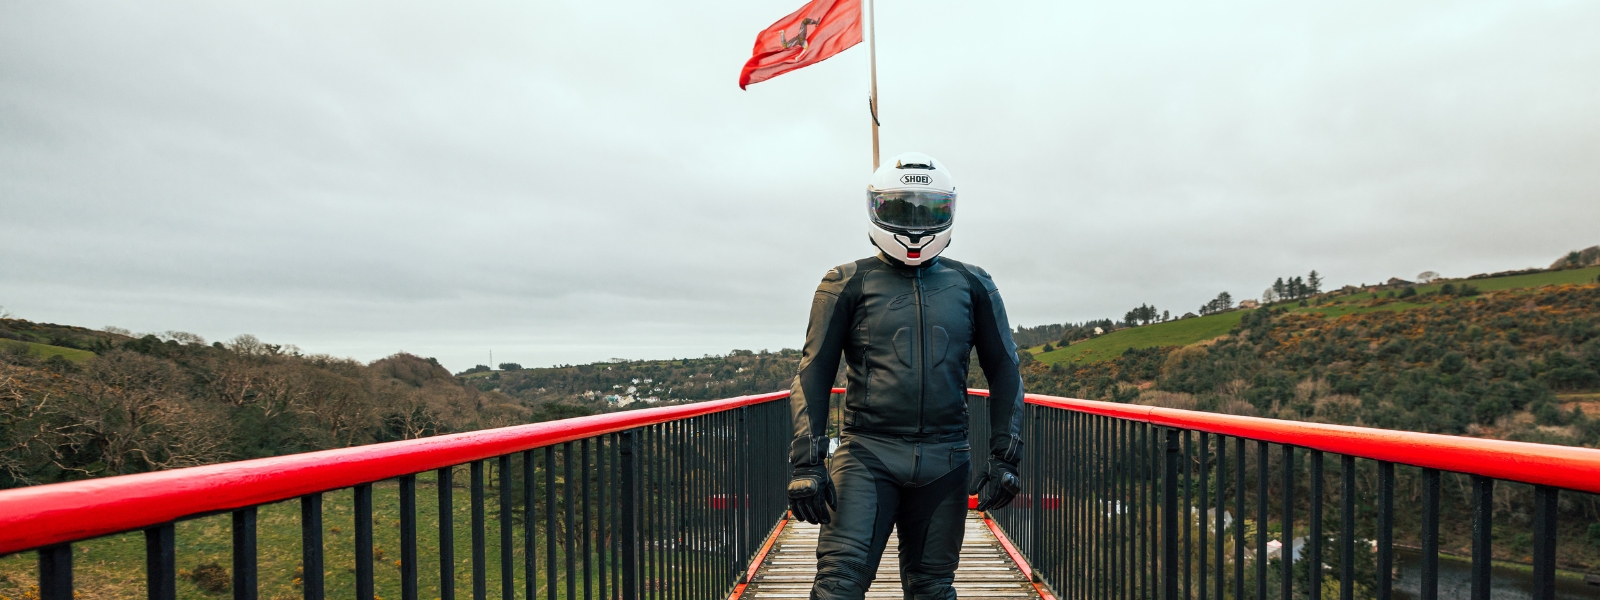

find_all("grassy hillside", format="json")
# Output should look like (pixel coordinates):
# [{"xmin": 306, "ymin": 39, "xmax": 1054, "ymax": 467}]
[
  {"xmin": 1016, "ymin": 283, "xmax": 1600, "ymax": 572},
  {"xmin": 1035, "ymin": 311, "xmax": 1245, "ymax": 365},
  {"xmin": 1437, "ymin": 265, "xmax": 1600, "ymax": 293},
  {"xmin": 1031, "ymin": 265, "xmax": 1600, "ymax": 366},
  {"xmin": 0, "ymin": 339, "xmax": 96, "ymax": 364},
  {"xmin": 0, "ymin": 320, "xmax": 532, "ymax": 489}
]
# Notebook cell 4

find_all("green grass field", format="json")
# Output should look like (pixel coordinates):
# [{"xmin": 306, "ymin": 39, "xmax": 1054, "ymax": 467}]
[
  {"xmin": 1433, "ymin": 265, "xmax": 1600, "ymax": 293},
  {"xmin": 0, "ymin": 469, "xmax": 654, "ymax": 600},
  {"xmin": 1032, "ymin": 266, "xmax": 1600, "ymax": 366},
  {"xmin": 1326, "ymin": 266, "xmax": 1600, "ymax": 304},
  {"xmin": 0, "ymin": 340, "xmax": 96, "ymax": 364},
  {"xmin": 1296, "ymin": 300, "xmax": 1430, "ymax": 319},
  {"xmin": 1034, "ymin": 310, "xmax": 1246, "ymax": 365}
]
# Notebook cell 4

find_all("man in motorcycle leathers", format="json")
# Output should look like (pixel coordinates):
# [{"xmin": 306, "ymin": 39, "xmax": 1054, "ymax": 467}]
[{"xmin": 787, "ymin": 152, "xmax": 1025, "ymax": 600}]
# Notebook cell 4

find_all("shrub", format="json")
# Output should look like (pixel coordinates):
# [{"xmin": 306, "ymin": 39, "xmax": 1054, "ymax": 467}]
[
  {"xmin": 1398, "ymin": 286, "xmax": 1418, "ymax": 298},
  {"xmin": 1438, "ymin": 352, "xmax": 1466, "ymax": 375},
  {"xmin": 1474, "ymin": 396, "xmax": 1511, "ymax": 425},
  {"xmin": 183, "ymin": 561, "xmax": 230, "ymax": 593},
  {"xmin": 1533, "ymin": 401, "xmax": 1571, "ymax": 426}
]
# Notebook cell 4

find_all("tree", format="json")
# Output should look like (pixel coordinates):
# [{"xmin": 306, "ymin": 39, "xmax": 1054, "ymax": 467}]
[
  {"xmin": 1123, "ymin": 304, "xmax": 1159, "ymax": 327},
  {"xmin": 1263, "ymin": 287, "xmax": 1280, "ymax": 304},
  {"xmin": 1161, "ymin": 310, "xmax": 1170, "ymax": 322},
  {"xmin": 498, "ymin": 362, "xmax": 523, "ymax": 371},
  {"xmin": 1307, "ymin": 270, "xmax": 1322, "ymax": 295},
  {"xmin": 1273, "ymin": 278, "xmax": 1286, "ymax": 299},
  {"xmin": 1199, "ymin": 292, "xmax": 1233, "ymax": 315},
  {"xmin": 1417, "ymin": 271, "xmax": 1440, "ymax": 284}
]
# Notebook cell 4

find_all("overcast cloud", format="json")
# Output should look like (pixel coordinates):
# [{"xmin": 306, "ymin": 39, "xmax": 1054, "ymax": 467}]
[{"xmin": 2, "ymin": 1, "xmax": 1597, "ymax": 371}]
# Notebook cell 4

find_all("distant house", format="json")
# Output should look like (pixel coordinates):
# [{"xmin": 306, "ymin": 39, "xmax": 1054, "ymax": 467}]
[
  {"xmin": 1386, "ymin": 277, "xmax": 1414, "ymax": 286},
  {"xmin": 1093, "ymin": 327, "xmax": 1105, "ymax": 335},
  {"xmin": 1238, "ymin": 299, "xmax": 1260, "ymax": 309},
  {"xmin": 1181, "ymin": 312, "xmax": 1198, "ymax": 320}
]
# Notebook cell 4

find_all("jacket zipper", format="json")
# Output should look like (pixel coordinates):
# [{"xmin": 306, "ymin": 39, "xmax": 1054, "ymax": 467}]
[
  {"xmin": 915, "ymin": 268, "xmax": 925, "ymax": 433},
  {"xmin": 911, "ymin": 442, "xmax": 922, "ymax": 485}
]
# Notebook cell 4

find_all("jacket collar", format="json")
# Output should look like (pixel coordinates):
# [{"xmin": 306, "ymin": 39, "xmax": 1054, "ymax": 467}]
[{"xmin": 874, "ymin": 252, "xmax": 939, "ymax": 272}]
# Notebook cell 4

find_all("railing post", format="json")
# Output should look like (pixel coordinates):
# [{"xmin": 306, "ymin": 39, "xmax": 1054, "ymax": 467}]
[
  {"xmin": 356, "ymin": 483, "xmax": 374, "ymax": 600},
  {"xmin": 621, "ymin": 430, "xmax": 639, "ymax": 600},
  {"xmin": 738, "ymin": 406, "xmax": 751, "ymax": 579},
  {"xmin": 38, "ymin": 544, "xmax": 71, "ymax": 600},
  {"xmin": 1470, "ymin": 476, "xmax": 1493, "ymax": 600},
  {"xmin": 439, "ymin": 467, "xmax": 456, "ymax": 600},
  {"xmin": 1531, "ymin": 485, "xmax": 1558, "ymax": 600},
  {"xmin": 233, "ymin": 507, "xmax": 258, "ymax": 600},
  {"xmin": 1420, "ymin": 468, "xmax": 1440, "ymax": 600},
  {"xmin": 145, "ymin": 524, "xmax": 176, "ymax": 600},
  {"xmin": 1163, "ymin": 428, "xmax": 1180, "ymax": 600},
  {"xmin": 1378, "ymin": 462, "xmax": 1394, "ymax": 600},
  {"xmin": 400, "ymin": 475, "xmax": 418, "ymax": 600},
  {"xmin": 1030, "ymin": 408, "xmax": 1044, "ymax": 582},
  {"xmin": 301, "ymin": 493, "xmax": 325, "ymax": 600}
]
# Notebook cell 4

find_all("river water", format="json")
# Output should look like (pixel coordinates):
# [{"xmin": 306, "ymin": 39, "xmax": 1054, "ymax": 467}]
[{"xmin": 1393, "ymin": 548, "xmax": 1600, "ymax": 599}]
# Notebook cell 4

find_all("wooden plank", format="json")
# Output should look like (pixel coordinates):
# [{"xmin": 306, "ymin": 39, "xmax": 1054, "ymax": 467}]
[{"xmin": 739, "ymin": 513, "xmax": 1039, "ymax": 599}]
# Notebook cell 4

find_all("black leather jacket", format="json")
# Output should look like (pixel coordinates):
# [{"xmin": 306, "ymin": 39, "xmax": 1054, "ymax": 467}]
[{"xmin": 789, "ymin": 254, "xmax": 1026, "ymax": 469}]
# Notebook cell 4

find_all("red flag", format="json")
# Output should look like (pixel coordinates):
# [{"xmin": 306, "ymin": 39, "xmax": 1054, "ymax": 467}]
[{"xmin": 739, "ymin": 0, "xmax": 862, "ymax": 89}]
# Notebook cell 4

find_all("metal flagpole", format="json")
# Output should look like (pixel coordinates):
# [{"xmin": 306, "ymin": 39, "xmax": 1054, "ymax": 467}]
[{"xmin": 866, "ymin": 0, "xmax": 880, "ymax": 170}]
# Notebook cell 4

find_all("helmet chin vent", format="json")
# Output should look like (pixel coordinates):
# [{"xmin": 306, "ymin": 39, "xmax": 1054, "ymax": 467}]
[{"xmin": 894, "ymin": 160, "xmax": 935, "ymax": 170}]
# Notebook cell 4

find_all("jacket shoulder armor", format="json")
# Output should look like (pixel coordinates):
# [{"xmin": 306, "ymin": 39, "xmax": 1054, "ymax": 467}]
[
  {"xmin": 817, "ymin": 258, "xmax": 881, "ymax": 297},
  {"xmin": 943, "ymin": 259, "xmax": 1000, "ymax": 294},
  {"xmin": 816, "ymin": 262, "xmax": 858, "ymax": 297}
]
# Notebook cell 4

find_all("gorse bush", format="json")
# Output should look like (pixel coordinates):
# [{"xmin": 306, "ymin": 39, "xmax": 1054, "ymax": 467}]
[{"xmin": 1003, "ymin": 284, "xmax": 1600, "ymax": 445}]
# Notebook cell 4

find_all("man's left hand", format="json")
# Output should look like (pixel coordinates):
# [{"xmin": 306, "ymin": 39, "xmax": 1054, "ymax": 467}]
[{"xmin": 970, "ymin": 456, "xmax": 1020, "ymax": 511}]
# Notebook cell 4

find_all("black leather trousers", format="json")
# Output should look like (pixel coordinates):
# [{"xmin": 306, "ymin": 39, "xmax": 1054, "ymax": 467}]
[{"xmin": 811, "ymin": 433, "xmax": 971, "ymax": 600}]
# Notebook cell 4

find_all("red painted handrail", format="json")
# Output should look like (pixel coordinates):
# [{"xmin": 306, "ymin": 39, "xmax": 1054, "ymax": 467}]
[
  {"xmin": 0, "ymin": 391, "xmax": 790, "ymax": 555},
  {"xmin": 968, "ymin": 389, "xmax": 1600, "ymax": 496},
  {"xmin": 13, "ymin": 384, "xmax": 1594, "ymax": 555}
]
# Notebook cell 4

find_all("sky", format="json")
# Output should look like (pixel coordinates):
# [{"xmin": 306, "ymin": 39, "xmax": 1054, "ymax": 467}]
[{"xmin": 2, "ymin": 1, "xmax": 1598, "ymax": 372}]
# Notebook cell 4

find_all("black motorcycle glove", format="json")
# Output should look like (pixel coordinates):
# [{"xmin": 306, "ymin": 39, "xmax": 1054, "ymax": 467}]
[
  {"xmin": 970, "ymin": 455, "xmax": 1021, "ymax": 512},
  {"xmin": 787, "ymin": 464, "xmax": 836, "ymax": 525}
]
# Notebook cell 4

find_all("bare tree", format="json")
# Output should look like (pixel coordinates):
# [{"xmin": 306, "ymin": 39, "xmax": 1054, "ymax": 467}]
[
  {"xmin": 1417, "ymin": 271, "xmax": 1440, "ymax": 284},
  {"xmin": 159, "ymin": 331, "xmax": 206, "ymax": 345}
]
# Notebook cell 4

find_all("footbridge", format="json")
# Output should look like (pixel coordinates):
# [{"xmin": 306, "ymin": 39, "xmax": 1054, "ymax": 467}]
[{"xmin": 3, "ymin": 389, "xmax": 1599, "ymax": 600}]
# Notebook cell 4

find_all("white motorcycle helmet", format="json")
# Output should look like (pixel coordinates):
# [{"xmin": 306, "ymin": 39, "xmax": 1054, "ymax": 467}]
[{"xmin": 868, "ymin": 152, "xmax": 956, "ymax": 266}]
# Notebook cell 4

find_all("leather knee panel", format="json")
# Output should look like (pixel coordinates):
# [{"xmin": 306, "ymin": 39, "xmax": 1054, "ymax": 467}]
[
  {"xmin": 901, "ymin": 568, "xmax": 958, "ymax": 600},
  {"xmin": 812, "ymin": 556, "xmax": 874, "ymax": 600}
]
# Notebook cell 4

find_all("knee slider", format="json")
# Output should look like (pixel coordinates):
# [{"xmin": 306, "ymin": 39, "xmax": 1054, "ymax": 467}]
[
  {"xmin": 900, "ymin": 570, "xmax": 958, "ymax": 600},
  {"xmin": 815, "ymin": 556, "xmax": 874, "ymax": 588}
]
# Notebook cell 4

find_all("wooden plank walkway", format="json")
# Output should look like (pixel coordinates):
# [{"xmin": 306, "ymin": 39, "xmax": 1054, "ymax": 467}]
[{"xmin": 742, "ymin": 513, "xmax": 1040, "ymax": 599}]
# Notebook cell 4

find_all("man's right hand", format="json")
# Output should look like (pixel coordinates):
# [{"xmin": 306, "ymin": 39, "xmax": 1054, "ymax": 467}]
[{"xmin": 787, "ymin": 464, "xmax": 836, "ymax": 524}]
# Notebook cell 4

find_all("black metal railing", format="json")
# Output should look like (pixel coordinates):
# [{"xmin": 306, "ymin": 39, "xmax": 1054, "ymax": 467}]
[
  {"xmin": 0, "ymin": 397, "xmax": 791, "ymax": 600},
  {"xmin": 970, "ymin": 392, "xmax": 1600, "ymax": 600}
]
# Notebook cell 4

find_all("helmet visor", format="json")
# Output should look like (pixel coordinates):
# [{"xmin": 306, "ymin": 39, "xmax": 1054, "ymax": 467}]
[{"xmin": 868, "ymin": 190, "xmax": 955, "ymax": 231}]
